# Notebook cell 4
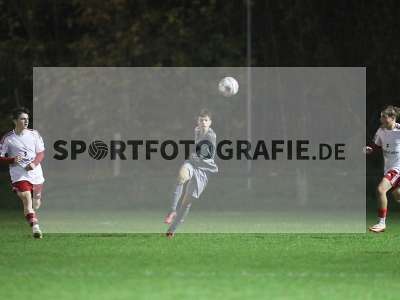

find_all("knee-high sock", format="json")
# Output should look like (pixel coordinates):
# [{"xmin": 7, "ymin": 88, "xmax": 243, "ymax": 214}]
[
  {"xmin": 170, "ymin": 183, "xmax": 184, "ymax": 211},
  {"xmin": 378, "ymin": 208, "xmax": 387, "ymax": 224},
  {"xmin": 168, "ymin": 202, "xmax": 192, "ymax": 233}
]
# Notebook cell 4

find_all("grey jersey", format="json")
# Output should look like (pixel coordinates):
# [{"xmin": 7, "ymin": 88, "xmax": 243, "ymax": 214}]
[{"xmin": 189, "ymin": 127, "xmax": 218, "ymax": 173}]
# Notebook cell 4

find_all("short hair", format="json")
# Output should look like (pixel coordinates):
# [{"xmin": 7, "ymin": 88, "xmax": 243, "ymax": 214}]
[
  {"xmin": 198, "ymin": 109, "xmax": 212, "ymax": 119},
  {"xmin": 11, "ymin": 107, "xmax": 30, "ymax": 120},
  {"xmin": 381, "ymin": 105, "xmax": 400, "ymax": 120}
]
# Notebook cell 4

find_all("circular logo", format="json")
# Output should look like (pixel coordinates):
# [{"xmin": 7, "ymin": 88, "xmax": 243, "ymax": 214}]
[
  {"xmin": 88, "ymin": 140, "xmax": 108, "ymax": 160},
  {"xmin": 196, "ymin": 140, "xmax": 214, "ymax": 159}
]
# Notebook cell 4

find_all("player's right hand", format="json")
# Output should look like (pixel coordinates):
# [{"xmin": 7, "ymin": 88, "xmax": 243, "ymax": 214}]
[
  {"xmin": 363, "ymin": 146, "xmax": 373, "ymax": 155},
  {"xmin": 25, "ymin": 163, "xmax": 36, "ymax": 171}
]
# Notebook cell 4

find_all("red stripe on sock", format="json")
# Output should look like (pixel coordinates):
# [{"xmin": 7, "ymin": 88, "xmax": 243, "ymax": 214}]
[
  {"xmin": 25, "ymin": 213, "xmax": 38, "ymax": 227},
  {"xmin": 378, "ymin": 208, "xmax": 387, "ymax": 218}
]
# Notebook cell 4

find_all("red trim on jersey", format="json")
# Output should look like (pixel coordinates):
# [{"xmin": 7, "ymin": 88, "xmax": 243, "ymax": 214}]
[{"xmin": 0, "ymin": 157, "xmax": 15, "ymax": 165}]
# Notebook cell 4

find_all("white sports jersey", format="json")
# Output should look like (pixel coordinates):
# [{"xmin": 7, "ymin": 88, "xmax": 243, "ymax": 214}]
[
  {"xmin": 0, "ymin": 129, "xmax": 45, "ymax": 184},
  {"xmin": 374, "ymin": 123, "xmax": 400, "ymax": 173}
]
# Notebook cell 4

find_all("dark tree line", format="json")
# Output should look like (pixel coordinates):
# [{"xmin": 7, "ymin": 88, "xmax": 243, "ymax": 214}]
[
  {"xmin": 1, "ymin": 0, "xmax": 399, "ymax": 209},
  {"xmin": 1, "ymin": 0, "xmax": 399, "ymax": 134}
]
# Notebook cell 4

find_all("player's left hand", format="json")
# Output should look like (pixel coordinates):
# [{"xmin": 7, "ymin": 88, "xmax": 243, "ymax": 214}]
[
  {"xmin": 25, "ymin": 163, "xmax": 36, "ymax": 171},
  {"xmin": 13, "ymin": 155, "xmax": 23, "ymax": 164}
]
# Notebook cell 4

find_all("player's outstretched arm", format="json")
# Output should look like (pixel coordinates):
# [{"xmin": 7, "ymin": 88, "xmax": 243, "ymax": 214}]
[
  {"xmin": 0, "ymin": 155, "xmax": 22, "ymax": 165},
  {"xmin": 0, "ymin": 156, "xmax": 16, "ymax": 165}
]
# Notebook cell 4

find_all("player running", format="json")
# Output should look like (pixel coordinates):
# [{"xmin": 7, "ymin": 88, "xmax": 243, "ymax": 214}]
[
  {"xmin": 365, "ymin": 105, "xmax": 400, "ymax": 233},
  {"xmin": 0, "ymin": 107, "xmax": 45, "ymax": 239},
  {"xmin": 164, "ymin": 109, "xmax": 218, "ymax": 238}
]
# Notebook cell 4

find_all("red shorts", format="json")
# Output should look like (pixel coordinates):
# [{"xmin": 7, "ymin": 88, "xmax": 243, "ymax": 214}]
[
  {"xmin": 384, "ymin": 169, "xmax": 400, "ymax": 189},
  {"xmin": 12, "ymin": 181, "xmax": 43, "ymax": 199}
]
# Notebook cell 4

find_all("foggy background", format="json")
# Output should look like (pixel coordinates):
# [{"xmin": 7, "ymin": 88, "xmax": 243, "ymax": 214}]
[
  {"xmin": 0, "ymin": 1, "xmax": 396, "ymax": 222},
  {"xmin": 33, "ymin": 67, "xmax": 365, "ymax": 232}
]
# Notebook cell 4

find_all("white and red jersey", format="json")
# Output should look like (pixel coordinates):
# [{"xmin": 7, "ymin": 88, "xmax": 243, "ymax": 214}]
[
  {"xmin": 0, "ymin": 129, "xmax": 45, "ymax": 184},
  {"xmin": 373, "ymin": 123, "xmax": 400, "ymax": 173}
]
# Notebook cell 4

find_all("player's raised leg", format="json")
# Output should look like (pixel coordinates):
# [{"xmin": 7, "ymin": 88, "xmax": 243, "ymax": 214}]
[
  {"xmin": 369, "ymin": 178, "xmax": 392, "ymax": 233},
  {"xmin": 164, "ymin": 109, "xmax": 218, "ymax": 237},
  {"xmin": 164, "ymin": 164, "xmax": 191, "ymax": 225}
]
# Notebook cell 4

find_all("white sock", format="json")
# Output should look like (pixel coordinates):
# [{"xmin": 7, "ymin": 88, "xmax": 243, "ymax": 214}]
[{"xmin": 378, "ymin": 217, "xmax": 386, "ymax": 225}]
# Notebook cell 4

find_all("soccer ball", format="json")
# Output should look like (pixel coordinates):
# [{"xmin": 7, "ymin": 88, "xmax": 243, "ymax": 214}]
[{"xmin": 218, "ymin": 77, "xmax": 239, "ymax": 97}]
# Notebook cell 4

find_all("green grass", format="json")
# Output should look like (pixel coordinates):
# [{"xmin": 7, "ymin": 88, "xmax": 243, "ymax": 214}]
[
  {"xmin": 1, "ymin": 211, "xmax": 400, "ymax": 300},
  {"xmin": 40, "ymin": 210, "xmax": 366, "ymax": 233}
]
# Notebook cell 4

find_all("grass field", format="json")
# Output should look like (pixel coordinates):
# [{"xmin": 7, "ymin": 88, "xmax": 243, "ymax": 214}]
[
  {"xmin": 1, "ymin": 211, "xmax": 400, "ymax": 300},
  {"xmin": 39, "ymin": 210, "xmax": 366, "ymax": 233}
]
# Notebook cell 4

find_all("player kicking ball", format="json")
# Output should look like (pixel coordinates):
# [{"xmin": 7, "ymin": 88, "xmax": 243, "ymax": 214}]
[
  {"xmin": 0, "ymin": 107, "xmax": 45, "ymax": 239},
  {"xmin": 365, "ymin": 105, "xmax": 400, "ymax": 233},
  {"xmin": 164, "ymin": 109, "xmax": 218, "ymax": 238}
]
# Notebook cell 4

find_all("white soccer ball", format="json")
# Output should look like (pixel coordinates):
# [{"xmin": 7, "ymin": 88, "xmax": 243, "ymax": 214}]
[{"xmin": 218, "ymin": 77, "xmax": 239, "ymax": 97}]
